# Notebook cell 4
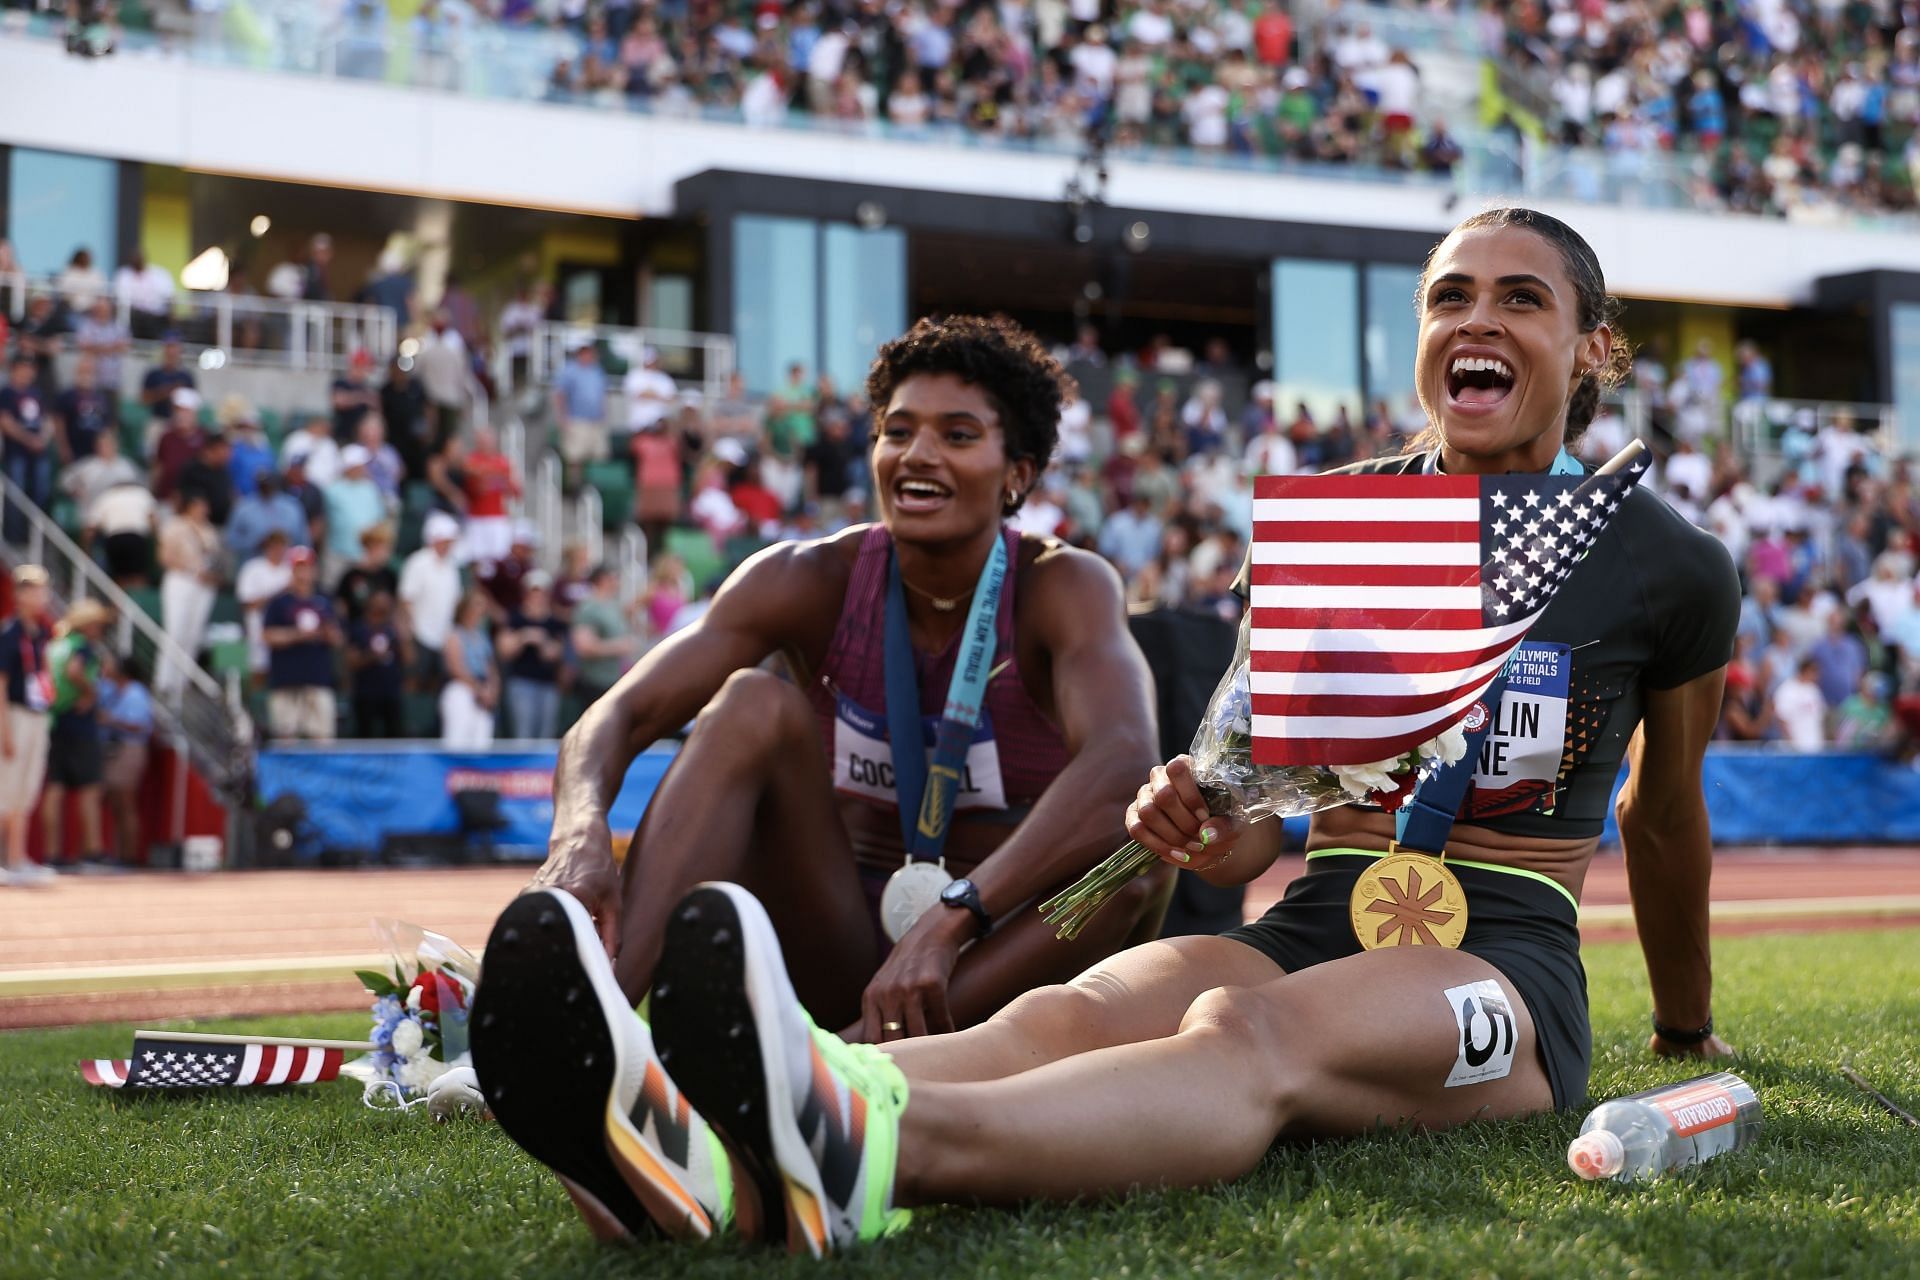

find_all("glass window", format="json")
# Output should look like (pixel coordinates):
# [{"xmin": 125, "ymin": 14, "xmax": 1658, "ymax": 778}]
[
  {"xmin": 1272, "ymin": 258, "xmax": 1360, "ymax": 427},
  {"xmin": 7, "ymin": 148, "xmax": 119, "ymax": 277},
  {"xmin": 1364, "ymin": 264, "xmax": 1422, "ymax": 419},
  {"xmin": 822, "ymin": 224, "xmax": 906, "ymax": 397},
  {"xmin": 732, "ymin": 215, "xmax": 819, "ymax": 395},
  {"xmin": 1893, "ymin": 304, "xmax": 1920, "ymax": 457}
]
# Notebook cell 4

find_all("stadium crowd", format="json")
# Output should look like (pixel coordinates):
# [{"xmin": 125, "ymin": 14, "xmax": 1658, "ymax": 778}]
[{"xmin": 1515, "ymin": 0, "xmax": 1920, "ymax": 218}]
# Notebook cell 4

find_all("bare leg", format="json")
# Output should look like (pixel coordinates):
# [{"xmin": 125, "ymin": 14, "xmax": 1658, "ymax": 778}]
[
  {"xmin": 108, "ymin": 788, "xmax": 139, "ymax": 863},
  {"xmin": 889, "ymin": 932, "xmax": 1283, "ymax": 1083},
  {"xmin": 1, "ymin": 809, "xmax": 23, "ymax": 869},
  {"xmin": 75, "ymin": 786, "xmax": 103, "ymax": 856},
  {"xmin": 614, "ymin": 669, "xmax": 880, "ymax": 1025},
  {"xmin": 895, "ymin": 947, "xmax": 1553, "ymax": 1205},
  {"xmin": 40, "ymin": 786, "xmax": 65, "ymax": 863}
]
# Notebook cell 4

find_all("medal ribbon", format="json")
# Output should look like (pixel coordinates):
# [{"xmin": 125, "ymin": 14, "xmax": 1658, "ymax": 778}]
[{"xmin": 882, "ymin": 531, "xmax": 1008, "ymax": 863}]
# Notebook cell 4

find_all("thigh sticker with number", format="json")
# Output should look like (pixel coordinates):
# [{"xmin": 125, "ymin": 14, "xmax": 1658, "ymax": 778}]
[{"xmin": 1443, "ymin": 979, "xmax": 1516, "ymax": 1088}]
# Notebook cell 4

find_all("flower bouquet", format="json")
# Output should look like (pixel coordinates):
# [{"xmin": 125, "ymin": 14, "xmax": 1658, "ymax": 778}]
[
  {"xmin": 1040, "ymin": 612, "xmax": 1469, "ymax": 940},
  {"xmin": 340, "ymin": 920, "xmax": 481, "ymax": 1111}
]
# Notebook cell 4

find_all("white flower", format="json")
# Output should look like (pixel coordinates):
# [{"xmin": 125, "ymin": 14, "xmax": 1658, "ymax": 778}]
[
  {"xmin": 1331, "ymin": 757, "xmax": 1404, "ymax": 802},
  {"xmin": 405, "ymin": 984, "xmax": 424, "ymax": 1012},
  {"xmin": 389, "ymin": 1017, "xmax": 425, "ymax": 1058},
  {"xmin": 399, "ymin": 1054, "xmax": 450, "ymax": 1092},
  {"xmin": 1426, "ymin": 722, "xmax": 1469, "ymax": 766}
]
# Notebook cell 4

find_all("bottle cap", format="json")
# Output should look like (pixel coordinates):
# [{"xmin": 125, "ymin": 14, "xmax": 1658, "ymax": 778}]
[{"xmin": 1567, "ymin": 1129, "xmax": 1625, "ymax": 1180}]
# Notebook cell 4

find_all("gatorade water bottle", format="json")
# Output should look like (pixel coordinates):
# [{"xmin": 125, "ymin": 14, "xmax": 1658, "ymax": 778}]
[{"xmin": 1567, "ymin": 1071, "xmax": 1762, "ymax": 1182}]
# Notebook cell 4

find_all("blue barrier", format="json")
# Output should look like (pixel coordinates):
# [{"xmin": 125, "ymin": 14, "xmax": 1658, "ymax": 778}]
[
  {"xmin": 256, "ymin": 742, "xmax": 678, "ymax": 856},
  {"xmin": 256, "ymin": 743, "xmax": 1908, "ymax": 858}
]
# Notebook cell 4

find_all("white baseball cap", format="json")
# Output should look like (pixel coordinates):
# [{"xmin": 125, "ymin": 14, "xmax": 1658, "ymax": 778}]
[
  {"xmin": 341, "ymin": 444, "xmax": 372, "ymax": 470},
  {"xmin": 423, "ymin": 511, "xmax": 461, "ymax": 544}
]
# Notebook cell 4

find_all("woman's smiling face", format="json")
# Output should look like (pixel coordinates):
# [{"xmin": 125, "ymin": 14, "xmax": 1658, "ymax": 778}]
[
  {"xmin": 871, "ymin": 373, "xmax": 1030, "ymax": 544},
  {"xmin": 1415, "ymin": 224, "xmax": 1610, "ymax": 470}
]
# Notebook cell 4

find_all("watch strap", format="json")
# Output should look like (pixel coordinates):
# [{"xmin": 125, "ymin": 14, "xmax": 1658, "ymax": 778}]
[{"xmin": 1651, "ymin": 1014, "xmax": 1714, "ymax": 1045}]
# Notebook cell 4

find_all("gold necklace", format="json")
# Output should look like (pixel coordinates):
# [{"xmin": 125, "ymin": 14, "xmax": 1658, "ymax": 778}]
[{"xmin": 900, "ymin": 575, "xmax": 974, "ymax": 613}]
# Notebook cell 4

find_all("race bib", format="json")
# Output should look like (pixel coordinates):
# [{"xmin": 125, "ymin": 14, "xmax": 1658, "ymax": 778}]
[
  {"xmin": 832, "ymin": 693, "xmax": 1007, "ymax": 814},
  {"xmin": 1467, "ymin": 641, "xmax": 1570, "ymax": 819},
  {"xmin": 26, "ymin": 670, "xmax": 54, "ymax": 714}
]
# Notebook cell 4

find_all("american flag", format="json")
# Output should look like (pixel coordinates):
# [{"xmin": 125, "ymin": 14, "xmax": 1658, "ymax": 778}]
[
  {"xmin": 81, "ymin": 1032, "xmax": 349, "ymax": 1089},
  {"xmin": 1246, "ymin": 454, "xmax": 1650, "ymax": 767}
]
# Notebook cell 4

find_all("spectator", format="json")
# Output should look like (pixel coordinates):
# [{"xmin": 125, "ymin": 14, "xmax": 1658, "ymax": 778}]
[
  {"xmin": 1772, "ymin": 655, "xmax": 1829, "ymax": 750},
  {"xmin": 73, "ymin": 296, "xmax": 130, "ymax": 392},
  {"xmin": 114, "ymin": 249, "xmax": 175, "ymax": 340},
  {"xmin": 85, "ymin": 474, "xmax": 159, "ymax": 588},
  {"xmin": 478, "ymin": 521, "xmax": 541, "ymax": 618},
  {"xmin": 570, "ymin": 563, "xmax": 637, "ymax": 707},
  {"xmin": 301, "ymin": 233, "xmax": 335, "ymax": 302},
  {"xmin": 237, "ymin": 529, "xmax": 295, "ymax": 682},
  {"xmin": 149, "ymin": 387, "xmax": 205, "ymax": 502},
  {"xmin": 0, "ymin": 565, "xmax": 55, "ymax": 886},
  {"xmin": 553, "ymin": 337, "xmax": 611, "ymax": 479},
  {"xmin": 57, "ymin": 247, "xmax": 107, "ymax": 315},
  {"xmin": 497, "ymin": 283, "xmax": 544, "ymax": 389},
  {"xmin": 1735, "ymin": 340, "xmax": 1774, "ymax": 403},
  {"xmin": 226, "ymin": 469, "xmax": 311, "ymax": 565},
  {"xmin": 139, "ymin": 337, "xmax": 196, "ymax": 424},
  {"xmin": 354, "ymin": 412, "xmax": 405, "ymax": 501},
  {"xmin": 282, "ymin": 414, "xmax": 343, "ymax": 489},
  {"xmin": 323, "ymin": 445, "xmax": 386, "ymax": 580},
  {"xmin": 178, "ymin": 429, "xmax": 236, "ymax": 528},
  {"xmin": 97, "ymin": 650, "xmax": 152, "ymax": 867},
  {"xmin": 360, "ymin": 246, "xmax": 417, "ymax": 330},
  {"xmin": 381, "ymin": 352, "xmax": 434, "ymax": 481},
  {"xmin": 415, "ymin": 308, "xmax": 470, "ymax": 442},
  {"xmin": 157, "ymin": 492, "xmax": 222, "ymax": 695},
  {"xmin": 44, "ymin": 348, "xmax": 108, "ymax": 471},
  {"xmin": 336, "ymin": 521, "xmax": 400, "ymax": 625},
  {"xmin": 261, "ymin": 547, "xmax": 342, "ymax": 741},
  {"xmin": 345, "ymin": 589, "xmax": 410, "ymax": 739},
  {"xmin": 331, "ymin": 348, "xmax": 382, "ymax": 442},
  {"xmin": 552, "ymin": 540, "xmax": 595, "ymax": 620},
  {"xmin": 223, "ymin": 398, "xmax": 275, "ymax": 497},
  {"xmin": 62, "ymin": 428, "xmax": 141, "ymax": 514},
  {"xmin": 1809, "ymin": 609, "xmax": 1869, "ymax": 708},
  {"xmin": 623, "ymin": 343, "xmax": 678, "ymax": 436},
  {"xmin": 0, "ymin": 353, "xmax": 53, "ymax": 542},
  {"xmin": 41, "ymin": 598, "xmax": 113, "ymax": 871},
  {"xmin": 763, "ymin": 362, "xmax": 818, "ymax": 509},
  {"xmin": 497, "ymin": 573, "xmax": 566, "ymax": 739},
  {"xmin": 17, "ymin": 292, "xmax": 69, "ymax": 401},
  {"xmin": 1098, "ymin": 491, "xmax": 1164, "ymax": 579},
  {"xmin": 399, "ymin": 511, "xmax": 464, "ymax": 686},
  {"xmin": 1834, "ymin": 672, "xmax": 1896, "ymax": 751},
  {"xmin": 709, "ymin": 370, "xmax": 763, "ymax": 442},
  {"xmin": 632, "ymin": 416, "xmax": 685, "ymax": 550},
  {"xmin": 461, "ymin": 424, "xmax": 520, "ymax": 565},
  {"xmin": 440, "ymin": 590, "xmax": 499, "ymax": 749}
]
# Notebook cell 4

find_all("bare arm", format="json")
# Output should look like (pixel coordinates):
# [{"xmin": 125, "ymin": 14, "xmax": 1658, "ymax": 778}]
[
  {"xmin": 1617, "ymin": 665, "xmax": 1732, "ymax": 1056},
  {"xmin": 533, "ymin": 541, "xmax": 833, "ymax": 951}
]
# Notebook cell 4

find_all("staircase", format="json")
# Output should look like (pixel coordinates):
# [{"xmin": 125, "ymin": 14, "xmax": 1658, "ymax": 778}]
[{"xmin": 0, "ymin": 473, "xmax": 255, "ymax": 808}]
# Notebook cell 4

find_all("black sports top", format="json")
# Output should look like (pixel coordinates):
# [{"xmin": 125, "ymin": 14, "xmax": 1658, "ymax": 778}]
[{"xmin": 1235, "ymin": 452, "xmax": 1740, "ymax": 840}]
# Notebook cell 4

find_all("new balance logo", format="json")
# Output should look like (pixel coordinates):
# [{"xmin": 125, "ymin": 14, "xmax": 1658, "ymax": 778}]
[
  {"xmin": 796, "ymin": 1047, "xmax": 865, "ymax": 1207},
  {"xmin": 630, "ymin": 1061, "xmax": 693, "ymax": 1168}
]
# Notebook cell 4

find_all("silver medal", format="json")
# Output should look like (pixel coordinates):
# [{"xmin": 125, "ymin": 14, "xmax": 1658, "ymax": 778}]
[{"xmin": 879, "ymin": 860, "xmax": 953, "ymax": 943}]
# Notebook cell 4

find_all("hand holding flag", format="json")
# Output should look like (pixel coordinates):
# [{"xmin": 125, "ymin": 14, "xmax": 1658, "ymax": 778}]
[{"xmin": 1044, "ymin": 442, "xmax": 1652, "ymax": 939}]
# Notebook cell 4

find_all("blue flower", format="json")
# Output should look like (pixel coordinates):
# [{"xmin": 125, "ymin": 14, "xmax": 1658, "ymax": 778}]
[{"xmin": 372, "ymin": 995, "xmax": 404, "ymax": 1022}]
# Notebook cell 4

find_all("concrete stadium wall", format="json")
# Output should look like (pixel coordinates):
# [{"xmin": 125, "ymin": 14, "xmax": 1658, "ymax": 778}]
[{"xmin": 6, "ymin": 33, "xmax": 1920, "ymax": 307}]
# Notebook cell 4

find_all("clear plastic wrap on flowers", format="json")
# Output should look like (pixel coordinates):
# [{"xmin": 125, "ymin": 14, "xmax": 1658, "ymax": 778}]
[
  {"xmin": 340, "ymin": 919, "xmax": 482, "ymax": 1111},
  {"xmin": 1041, "ymin": 612, "xmax": 1468, "ymax": 940}
]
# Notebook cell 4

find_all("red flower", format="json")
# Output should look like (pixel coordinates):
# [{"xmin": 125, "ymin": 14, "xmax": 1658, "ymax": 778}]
[{"xmin": 411, "ymin": 972, "xmax": 466, "ymax": 1014}]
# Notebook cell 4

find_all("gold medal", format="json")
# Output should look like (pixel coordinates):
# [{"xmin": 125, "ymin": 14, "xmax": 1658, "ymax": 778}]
[{"xmin": 1348, "ymin": 845, "xmax": 1469, "ymax": 950}]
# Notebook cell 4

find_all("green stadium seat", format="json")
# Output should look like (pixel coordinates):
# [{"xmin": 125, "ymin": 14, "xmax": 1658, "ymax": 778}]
[
  {"xmin": 724, "ymin": 534, "xmax": 767, "ymax": 571},
  {"xmin": 664, "ymin": 527, "xmax": 726, "ymax": 592},
  {"xmin": 209, "ymin": 592, "xmax": 243, "ymax": 627},
  {"xmin": 585, "ymin": 461, "xmax": 634, "ymax": 529},
  {"xmin": 126, "ymin": 586, "xmax": 162, "ymax": 625},
  {"xmin": 208, "ymin": 640, "xmax": 250, "ymax": 682},
  {"xmin": 402, "ymin": 481, "xmax": 438, "ymax": 516}
]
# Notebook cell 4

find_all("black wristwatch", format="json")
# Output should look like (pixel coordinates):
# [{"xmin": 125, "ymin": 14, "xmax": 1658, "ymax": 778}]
[
  {"xmin": 939, "ymin": 878, "xmax": 993, "ymax": 936},
  {"xmin": 1651, "ymin": 1014, "xmax": 1714, "ymax": 1045}
]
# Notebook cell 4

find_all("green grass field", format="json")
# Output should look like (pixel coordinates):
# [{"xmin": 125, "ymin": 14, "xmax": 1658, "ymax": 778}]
[{"xmin": 5, "ymin": 927, "xmax": 1918, "ymax": 1280}]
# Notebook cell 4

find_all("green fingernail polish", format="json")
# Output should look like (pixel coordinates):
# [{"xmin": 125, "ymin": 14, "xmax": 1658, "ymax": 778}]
[
  {"xmin": 1173, "ymin": 850, "xmax": 1191, "ymax": 864},
  {"xmin": 1200, "ymin": 828, "xmax": 1215, "ymax": 846}
]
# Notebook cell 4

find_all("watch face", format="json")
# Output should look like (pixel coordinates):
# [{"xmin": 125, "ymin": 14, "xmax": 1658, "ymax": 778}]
[{"xmin": 940, "ymin": 878, "xmax": 972, "ymax": 905}]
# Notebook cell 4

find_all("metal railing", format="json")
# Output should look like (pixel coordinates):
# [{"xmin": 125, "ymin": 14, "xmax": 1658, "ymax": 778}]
[
  {"xmin": 2, "ymin": 270, "xmax": 398, "ymax": 373},
  {"xmin": 506, "ymin": 321, "xmax": 737, "ymax": 417},
  {"xmin": 618, "ymin": 527, "xmax": 648, "ymax": 606},
  {"xmin": 0, "ymin": 471, "xmax": 254, "ymax": 804}
]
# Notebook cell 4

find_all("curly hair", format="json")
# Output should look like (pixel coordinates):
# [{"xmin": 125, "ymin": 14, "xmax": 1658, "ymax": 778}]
[
  {"xmin": 1415, "ymin": 207, "xmax": 1631, "ymax": 447},
  {"xmin": 865, "ymin": 315, "xmax": 1066, "ymax": 514}
]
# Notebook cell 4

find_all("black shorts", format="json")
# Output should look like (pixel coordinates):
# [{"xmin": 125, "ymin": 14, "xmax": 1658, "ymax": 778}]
[
  {"xmin": 1223, "ymin": 850, "xmax": 1591, "ymax": 1110},
  {"xmin": 47, "ymin": 716, "xmax": 105, "ymax": 789}
]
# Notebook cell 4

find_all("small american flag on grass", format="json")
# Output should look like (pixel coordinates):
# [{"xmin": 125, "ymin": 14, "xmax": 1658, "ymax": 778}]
[
  {"xmin": 80, "ymin": 1031, "xmax": 364, "ymax": 1089},
  {"xmin": 1246, "ymin": 451, "xmax": 1651, "ymax": 767}
]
